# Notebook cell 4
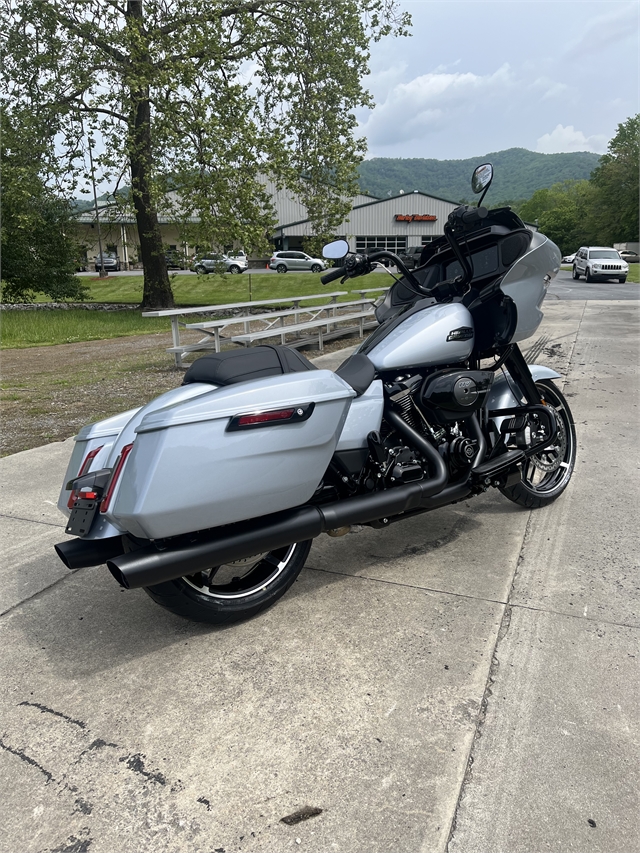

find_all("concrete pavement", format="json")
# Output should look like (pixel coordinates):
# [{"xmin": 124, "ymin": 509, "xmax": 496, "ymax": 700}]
[{"xmin": 0, "ymin": 301, "xmax": 638, "ymax": 853}]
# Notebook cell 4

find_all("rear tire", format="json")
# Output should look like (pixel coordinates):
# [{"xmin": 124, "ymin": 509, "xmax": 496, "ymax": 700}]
[
  {"xmin": 572, "ymin": 266, "xmax": 580, "ymax": 280},
  {"xmin": 276, "ymin": 264, "xmax": 287, "ymax": 273},
  {"xmin": 500, "ymin": 379, "xmax": 576, "ymax": 509},
  {"xmin": 143, "ymin": 540, "xmax": 312, "ymax": 624},
  {"xmin": 228, "ymin": 265, "xmax": 241, "ymax": 274}
]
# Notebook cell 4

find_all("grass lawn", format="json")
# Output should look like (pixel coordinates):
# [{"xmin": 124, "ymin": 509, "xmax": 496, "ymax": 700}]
[
  {"xmin": 1, "ymin": 309, "xmax": 173, "ymax": 348},
  {"xmin": 2, "ymin": 270, "xmax": 390, "ymax": 348},
  {"xmin": 78, "ymin": 270, "xmax": 388, "ymax": 306}
]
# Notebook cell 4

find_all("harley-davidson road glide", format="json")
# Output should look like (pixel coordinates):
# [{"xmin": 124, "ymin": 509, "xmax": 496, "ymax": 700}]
[{"xmin": 55, "ymin": 164, "xmax": 576, "ymax": 624}]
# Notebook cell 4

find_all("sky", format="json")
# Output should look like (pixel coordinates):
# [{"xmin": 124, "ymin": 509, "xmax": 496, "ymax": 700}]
[{"xmin": 357, "ymin": 0, "xmax": 639, "ymax": 160}]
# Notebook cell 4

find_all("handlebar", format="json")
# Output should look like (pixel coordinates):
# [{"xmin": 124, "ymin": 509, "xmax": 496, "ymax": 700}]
[
  {"xmin": 461, "ymin": 205, "xmax": 488, "ymax": 225},
  {"xmin": 320, "ymin": 266, "xmax": 346, "ymax": 285}
]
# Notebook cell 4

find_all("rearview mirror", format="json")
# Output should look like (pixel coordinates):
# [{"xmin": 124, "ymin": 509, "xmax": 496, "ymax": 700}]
[
  {"xmin": 322, "ymin": 239, "xmax": 349, "ymax": 259},
  {"xmin": 471, "ymin": 163, "xmax": 493, "ymax": 194}
]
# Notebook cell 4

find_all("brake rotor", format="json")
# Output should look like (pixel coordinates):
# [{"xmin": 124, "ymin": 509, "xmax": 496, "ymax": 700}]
[{"xmin": 531, "ymin": 411, "xmax": 567, "ymax": 472}]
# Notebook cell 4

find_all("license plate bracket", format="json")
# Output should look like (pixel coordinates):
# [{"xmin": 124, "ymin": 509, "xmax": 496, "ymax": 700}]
[{"xmin": 66, "ymin": 498, "xmax": 100, "ymax": 536}]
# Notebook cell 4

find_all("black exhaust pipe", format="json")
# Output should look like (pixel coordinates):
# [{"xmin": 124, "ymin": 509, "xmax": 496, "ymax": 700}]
[
  {"xmin": 106, "ymin": 467, "xmax": 449, "ymax": 590},
  {"xmin": 55, "ymin": 536, "xmax": 126, "ymax": 570},
  {"xmin": 101, "ymin": 409, "xmax": 453, "ymax": 591}
]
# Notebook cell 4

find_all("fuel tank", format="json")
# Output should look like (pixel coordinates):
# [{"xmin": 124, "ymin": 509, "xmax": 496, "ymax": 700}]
[{"xmin": 366, "ymin": 302, "xmax": 474, "ymax": 371}]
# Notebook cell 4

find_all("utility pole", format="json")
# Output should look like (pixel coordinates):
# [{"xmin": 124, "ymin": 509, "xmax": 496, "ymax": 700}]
[{"xmin": 88, "ymin": 135, "xmax": 108, "ymax": 278}]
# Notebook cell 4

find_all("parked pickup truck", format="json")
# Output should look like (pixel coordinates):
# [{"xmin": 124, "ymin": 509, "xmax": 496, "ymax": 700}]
[{"xmin": 397, "ymin": 245, "xmax": 425, "ymax": 270}]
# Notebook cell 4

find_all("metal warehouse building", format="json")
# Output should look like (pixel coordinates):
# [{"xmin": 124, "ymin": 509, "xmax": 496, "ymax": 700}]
[
  {"xmin": 75, "ymin": 178, "xmax": 461, "ymax": 268},
  {"xmin": 273, "ymin": 188, "xmax": 459, "ymax": 255}
]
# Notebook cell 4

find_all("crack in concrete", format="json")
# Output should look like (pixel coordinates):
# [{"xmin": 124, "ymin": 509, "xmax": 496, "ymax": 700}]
[
  {"xmin": 444, "ymin": 298, "xmax": 590, "ymax": 853},
  {"xmin": 305, "ymin": 565, "xmax": 640, "ymax": 630},
  {"xmin": 0, "ymin": 512, "xmax": 65, "ymax": 529}
]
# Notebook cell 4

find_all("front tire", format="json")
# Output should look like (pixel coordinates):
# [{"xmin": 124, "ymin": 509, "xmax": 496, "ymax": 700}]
[
  {"xmin": 500, "ymin": 379, "xmax": 576, "ymax": 509},
  {"xmin": 228, "ymin": 265, "xmax": 241, "ymax": 274},
  {"xmin": 311, "ymin": 264, "xmax": 322, "ymax": 273},
  {"xmin": 619, "ymin": 277, "xmax": 627, "ymax": 283},
  {"xmin": 143, "ymin": 540, "xmax": 312, "ymax": 624},
  {"xmin": 585, "ymin": 267, "xmax": 594, "ymax": 282}
]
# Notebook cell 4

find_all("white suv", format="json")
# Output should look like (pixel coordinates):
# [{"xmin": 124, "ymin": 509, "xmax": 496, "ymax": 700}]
[
  {"xmin": 573, "ymin": 247, "xmax": 628, "ymax": 283},
  {"xmin": 269, "ymin": 251, "xmax": 327, "ymax": 273}
]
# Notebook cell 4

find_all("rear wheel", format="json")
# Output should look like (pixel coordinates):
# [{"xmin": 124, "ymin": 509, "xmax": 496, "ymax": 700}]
[
  {"xmin": 143, "ymin": 540, "xmax": 312, "ymax": 624},
  {"xmin": 572, "ymin": 266, "xmax": 580, "ymax": 280},
  {"xmin": 500, "ymin": 379, "xmax": 576, "ymax": 509},
  {"xmin": 276, "ymin": 264, "xmax": 287, "ymax": 273},
  {"xmin": 228, "ymin": 264, "xmax": 241, "ymax": 274}
]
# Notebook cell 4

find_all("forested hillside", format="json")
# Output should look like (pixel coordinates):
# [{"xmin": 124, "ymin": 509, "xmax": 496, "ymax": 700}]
[{"xmin": 357, "ymin": 148, "xmax": 601, "ymax": 203}]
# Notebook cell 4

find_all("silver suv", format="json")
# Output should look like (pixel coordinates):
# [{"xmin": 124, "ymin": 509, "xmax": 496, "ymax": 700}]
[
  {"xmin": 573, "ymin": 247, "xmax": 628, "ymax": 283},
  {"xmin": 269, "ymin": 251, "xmax": 327, "ymax": 273},
  {"xmin": 192, "ymin": 253, "xmax": 248, "ymax": 274}
]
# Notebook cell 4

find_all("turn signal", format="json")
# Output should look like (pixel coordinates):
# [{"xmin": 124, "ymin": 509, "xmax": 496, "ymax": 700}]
[
  {"xmin": 67, "ymin": 445, "xmax": 104, "ymax": 508},
  {"xmin": 100, "ymin": 443, "xmax": 134, "ymax": 513}
]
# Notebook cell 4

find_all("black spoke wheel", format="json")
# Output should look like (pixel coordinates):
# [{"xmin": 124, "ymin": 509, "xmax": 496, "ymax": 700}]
[
  {"xmin": 500, "ymin": 379, "xmax": 576, "ymax": 509},
  {"xmin": 142, "ymin": 540, "xmax": 312, "ymax": 624}
]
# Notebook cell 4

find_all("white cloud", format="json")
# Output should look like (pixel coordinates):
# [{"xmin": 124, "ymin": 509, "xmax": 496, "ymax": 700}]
[
  {"xmin": 529, "ymin": 77, "xmax": 570, "ymax": 102},
  {"xmin": 359, "ymin": 64, "xmax": 514, "ymax": 148},
  {"xmin": 536, "ymin": 124, "xmax": 608, "ymax": 154},
  {"xmin": 565, "ymin": 2, "xmax": 639, "ymax": 57}
]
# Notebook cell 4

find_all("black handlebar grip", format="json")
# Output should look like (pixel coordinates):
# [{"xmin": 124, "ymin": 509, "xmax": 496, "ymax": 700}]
[
  {"xmin": 461, "ymin": 206, "xmax": 488, "ymax": 225},
  {"xmin": 320, "ymin": 266, "xmax": 345, "ymax": 285}
]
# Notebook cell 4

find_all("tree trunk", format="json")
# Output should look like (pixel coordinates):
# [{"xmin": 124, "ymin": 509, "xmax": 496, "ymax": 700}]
[{"xmin": 127, "ymin": 1, "xmax": 174, "ymax": 310}]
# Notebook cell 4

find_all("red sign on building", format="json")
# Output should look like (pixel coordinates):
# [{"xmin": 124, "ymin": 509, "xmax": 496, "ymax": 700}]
[{"xmin": 394, "ymin": 214, "xmax": 438, "ymax": 222}]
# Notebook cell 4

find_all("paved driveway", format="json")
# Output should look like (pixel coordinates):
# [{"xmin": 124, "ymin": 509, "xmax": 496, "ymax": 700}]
[{"xmin": 0, "ymin": 301, "xmax": 638, "ymax": 853}]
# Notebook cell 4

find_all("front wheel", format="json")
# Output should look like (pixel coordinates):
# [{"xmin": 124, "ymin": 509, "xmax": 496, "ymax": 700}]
[
  {"xmin": 619, "ymin": 277, "xmax": 627, "ymax": 284},
  {"xmin": 500, "ymin": 379, "xmax": 576, "ymax": 509},
  {"xmin": 144, "ymin": 540, "xmax": 312, "ymax": 624},
  {"xmin": 228, "ymin": 265, "xmax": 241, "ymax": 274},
  {"xmin": 585, "ymin": 267, "xmax": 594, "ymax": 282},
  {"xmin": 310, "ymin": 264, "xmax": 322, "ymax": 273}
]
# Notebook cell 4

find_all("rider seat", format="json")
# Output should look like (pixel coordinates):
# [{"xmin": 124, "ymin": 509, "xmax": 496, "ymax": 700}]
[{"xmin": 182, "ymin": 345, "xmax": 317, "ymax": 386}]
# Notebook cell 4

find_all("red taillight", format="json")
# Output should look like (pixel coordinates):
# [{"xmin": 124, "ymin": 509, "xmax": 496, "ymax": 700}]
[
  {"xmin": 67, "ymin": 445, "xmax": 104, "ymax": 508},
  {"xmin": 227, "ymin": 403, "xmax": 314, "ymax": 431},
  {"xmin": 100, "ymin": 443, "xmax": 134, "ymax": 513},
  {"xmin": 238, "ymin": 408, "xmax": 295, "ymax": 426}
]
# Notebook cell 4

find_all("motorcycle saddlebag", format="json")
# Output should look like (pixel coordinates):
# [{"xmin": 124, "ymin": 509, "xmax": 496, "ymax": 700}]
[{"xmin": 107, "ymin": 370, "xmax": 355, "ymax": 540}]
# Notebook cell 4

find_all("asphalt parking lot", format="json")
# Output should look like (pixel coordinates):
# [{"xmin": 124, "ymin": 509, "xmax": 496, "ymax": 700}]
[{"xmin": 0, "ymin": 299, "xmax": 638, "ymax": 853}]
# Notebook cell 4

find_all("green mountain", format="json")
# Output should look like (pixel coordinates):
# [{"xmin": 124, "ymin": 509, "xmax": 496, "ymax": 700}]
[{"xmin": 357, "ymin": 148, "xmax": 602, "ymax": 204}]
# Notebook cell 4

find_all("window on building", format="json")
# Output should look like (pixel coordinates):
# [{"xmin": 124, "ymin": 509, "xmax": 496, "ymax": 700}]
[
  {"xmin": 356, "ymin": 236, "xmax": 408, "ymax": 253},
  {"xmin": 421, "ymin": 236, "xmax": 434, "ymax": 245}
]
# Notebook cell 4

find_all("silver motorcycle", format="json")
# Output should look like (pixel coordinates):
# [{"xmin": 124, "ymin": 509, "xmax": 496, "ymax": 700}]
[{"xmin": 55, "ymin": 164, "xmax": 576, "ymax": 624}]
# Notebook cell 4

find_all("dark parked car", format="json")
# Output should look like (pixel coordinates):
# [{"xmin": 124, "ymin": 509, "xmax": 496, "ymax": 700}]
[
  {"xmin": 165, "ymin": 251, "xmax": 186, "ymax": 270},
  {"xmin": 619, "ymin": 250, "xmax": 639, "ymax": 263},
  {"xmin": 94, "ymin": 252, "xmax": 121, "ymax": 272},
  {"xmin": 397, "ymin": 245, "xmax": 425, "ymax": 270}
]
